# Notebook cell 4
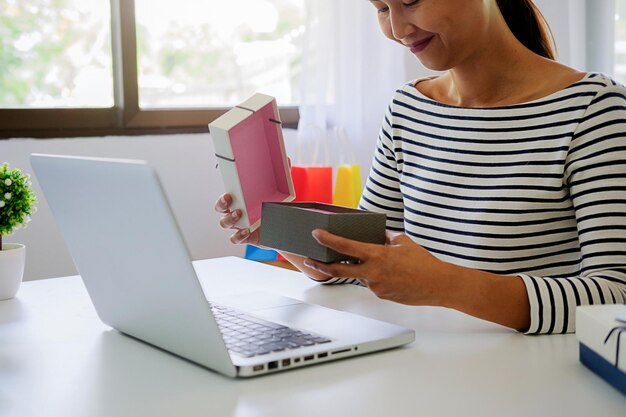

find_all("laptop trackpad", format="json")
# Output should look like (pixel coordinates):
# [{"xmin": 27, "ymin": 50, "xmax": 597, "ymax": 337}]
[
  {"xmin": 213, "ymin": 292, "xmax": 360, "ymax": 337},
  {"xmin": 210, "ymin": 291, "xmax": 303, "ymax": 312}
]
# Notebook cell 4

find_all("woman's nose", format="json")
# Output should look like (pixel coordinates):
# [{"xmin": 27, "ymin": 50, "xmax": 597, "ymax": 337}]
[{"xmin": 389, "ymin": 10, "xmax": 417, "ymax": 41}]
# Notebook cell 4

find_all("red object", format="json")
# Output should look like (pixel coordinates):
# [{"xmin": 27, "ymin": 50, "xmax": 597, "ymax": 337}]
[{"xmin": 290, "ymin": 166, "xmax": 333, "ymax": 203}]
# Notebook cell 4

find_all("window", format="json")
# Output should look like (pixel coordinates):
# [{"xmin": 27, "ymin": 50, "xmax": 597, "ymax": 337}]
[
  {"xmin": 135, "ymin": 0, "xmax": 304, "ymax": 108},
  {"xmin": 0, "ymin": 0, "xmax": 304, "ymax": 138},
  {"xmin": 0, "ymin": 0, "xmax": 113, "ymax": 108}
]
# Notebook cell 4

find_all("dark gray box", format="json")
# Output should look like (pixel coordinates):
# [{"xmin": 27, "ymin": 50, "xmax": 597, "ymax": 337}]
[{"xmin": 259, "ymin": 202, "xmax": 387, "ymax": 263}]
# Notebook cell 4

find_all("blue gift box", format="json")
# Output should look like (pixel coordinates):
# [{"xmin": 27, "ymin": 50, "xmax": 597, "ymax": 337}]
[{"xmin": 576, "ymin": 305, "xmax": 626, "ymax": 395}]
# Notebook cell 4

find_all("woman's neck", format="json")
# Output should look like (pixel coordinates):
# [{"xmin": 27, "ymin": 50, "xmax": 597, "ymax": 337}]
[
  {"xmin": 444, "ymin": 30, "xmax": 548, "ymax": 107},
  {"xmin": 420, "ymin": 17, "xmax": 583, "ymax": 108},
  {"xmin": 442, "ymin": 57, "xmax": 584, "ymax": 108}
]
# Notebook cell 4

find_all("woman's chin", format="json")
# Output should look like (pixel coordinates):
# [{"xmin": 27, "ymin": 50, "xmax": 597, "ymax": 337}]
[{"xmin": 416, "ymin": 57, "xmax": 451, "ymax": 73}]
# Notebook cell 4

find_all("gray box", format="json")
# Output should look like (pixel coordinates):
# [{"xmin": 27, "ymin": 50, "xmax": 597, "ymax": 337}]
[{"xmin": 259, "ymin": 202, "xmax": 387, "ymax": 263}]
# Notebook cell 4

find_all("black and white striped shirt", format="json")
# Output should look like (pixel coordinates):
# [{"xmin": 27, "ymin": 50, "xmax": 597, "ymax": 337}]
[{"xmin": 326, "ymin": 72, "xmax": 626, "ymax": 335}]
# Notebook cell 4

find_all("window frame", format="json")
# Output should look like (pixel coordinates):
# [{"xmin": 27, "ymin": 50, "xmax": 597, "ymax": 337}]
[{"xmin": 0, "ymin": 0, "xmax": 299, "ymax": 139}]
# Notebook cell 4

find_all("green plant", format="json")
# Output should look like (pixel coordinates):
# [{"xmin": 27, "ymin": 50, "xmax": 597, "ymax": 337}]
[{"xmin": 0, "ymin": 163, "xmax": 37, "ymax": 250}]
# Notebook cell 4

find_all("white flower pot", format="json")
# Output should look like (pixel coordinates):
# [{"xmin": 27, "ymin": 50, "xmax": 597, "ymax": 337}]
[{"xmin": 0, "ymin": 243, "xmax": 26, "ymax": 300}]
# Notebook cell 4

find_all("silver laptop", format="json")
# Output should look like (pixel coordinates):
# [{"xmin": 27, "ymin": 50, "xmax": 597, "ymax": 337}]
[{"xmin": 30, "ymin": 154, "xmax": 414, "ymax": 378}]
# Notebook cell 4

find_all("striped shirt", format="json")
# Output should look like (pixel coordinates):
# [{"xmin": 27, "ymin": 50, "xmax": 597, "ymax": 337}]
[{"xmin": 325, "ymin": 72, "xmax": 626, "ymax": 335}]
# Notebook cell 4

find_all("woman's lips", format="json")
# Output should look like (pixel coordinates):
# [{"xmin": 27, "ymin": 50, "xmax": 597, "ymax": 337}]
[{"xmin": 409, "ymin": 36, "xmax": 434, "ymax": 53}]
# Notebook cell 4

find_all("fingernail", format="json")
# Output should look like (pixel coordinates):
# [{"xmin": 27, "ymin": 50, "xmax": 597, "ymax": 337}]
[{"xmin": 231, "ymin": 210, "xmax": 239, "ymax": 219}]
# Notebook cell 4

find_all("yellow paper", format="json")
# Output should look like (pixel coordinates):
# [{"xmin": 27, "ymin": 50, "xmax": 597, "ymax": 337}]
[{"xmin": 333, "ymin": 164, "xmax": 362, "ymax": 208}]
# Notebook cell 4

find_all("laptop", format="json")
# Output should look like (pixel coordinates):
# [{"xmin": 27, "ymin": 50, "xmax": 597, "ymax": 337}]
[{"xmin": 30, "ymin": 154, "xmax": 414, "ymax": 378}]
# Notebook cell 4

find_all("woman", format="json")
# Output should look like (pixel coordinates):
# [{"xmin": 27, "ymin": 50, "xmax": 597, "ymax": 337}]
[{"xmin": 216, "ymin": 0, "xmax": 626, "ymax": 334}]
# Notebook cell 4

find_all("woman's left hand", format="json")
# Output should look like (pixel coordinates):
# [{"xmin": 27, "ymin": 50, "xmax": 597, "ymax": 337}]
[{"xmin": 303, "ymin": 229, "xmax": 453, "ymax": 306}]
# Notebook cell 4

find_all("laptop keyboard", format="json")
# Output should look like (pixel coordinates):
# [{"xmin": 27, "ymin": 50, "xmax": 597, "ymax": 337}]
[{"xmin": 210, "ymin": 304, "xmax": 332, "ymax": 358}]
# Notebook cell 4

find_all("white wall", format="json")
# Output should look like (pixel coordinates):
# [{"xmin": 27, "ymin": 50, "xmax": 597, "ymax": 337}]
[
  {"xmin": 535, "ymin": 0, "xmax": 587, "ymax": 70},
  {"xmin": 1, "ymin": 133, "xmax": 249, "ymax": 280},
  {"xmin": 1, "ymin": 127, "xmax": 380, "ymax": 282}
]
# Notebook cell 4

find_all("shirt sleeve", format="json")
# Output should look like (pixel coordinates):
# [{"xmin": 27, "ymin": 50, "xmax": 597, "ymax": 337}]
[
  {"xmin": 358, "ymin": 104, "xmax": 406, "ymax": 232},
  {"xmin": 319, "ymin": 104, "xmax": 405, "ymax": 287},
  {"xmin": 519, "ymin": 85, "xmax": 626, "ymax": 334}
]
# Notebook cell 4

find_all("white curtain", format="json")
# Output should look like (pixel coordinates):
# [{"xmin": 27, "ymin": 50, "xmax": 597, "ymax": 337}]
[
  {"xmin": 534, "ymin": 0, "xmax": 615, "ymax": 74},
  {"xmin": 294, "ymin": 0, "xmax": 617, "ymax": 173},
  {"xmin": 296, "ymin": 0, "xmax": 409, "ymax": 171}
]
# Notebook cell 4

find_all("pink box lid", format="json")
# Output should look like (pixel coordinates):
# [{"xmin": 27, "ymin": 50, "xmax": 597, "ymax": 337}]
[{"xmin": 209, "ymin": 94, "xmax": 295, "ymax": 231}]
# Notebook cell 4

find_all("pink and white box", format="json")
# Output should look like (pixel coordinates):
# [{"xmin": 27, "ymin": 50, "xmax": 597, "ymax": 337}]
[{"xmin": 208, "ymin": 93, "xmax": 295, "ymax": 231}]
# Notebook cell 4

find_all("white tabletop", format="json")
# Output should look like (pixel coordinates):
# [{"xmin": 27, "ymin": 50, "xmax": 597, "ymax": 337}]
[{"xmin": 1, "ymin": 256, "xmax": 624, "ymax": 417}]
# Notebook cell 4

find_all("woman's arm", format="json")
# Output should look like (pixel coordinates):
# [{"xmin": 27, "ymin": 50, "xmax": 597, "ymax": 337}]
[
  {"xmin": 303, "ymin": 230, "xmax": 531, "ymax": 332},
  {"xmin": 516, "ymin": 83, "xmax": 626, "ymax": 334},
  {"xmin": 306, "ymin": 82, "xmax": 626, "ymax": 334}
]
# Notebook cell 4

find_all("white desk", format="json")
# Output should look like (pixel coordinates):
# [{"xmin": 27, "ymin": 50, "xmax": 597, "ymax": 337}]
[{"xmin": 1, "ymin": 257, "xmax": 624, "ymax": 417}]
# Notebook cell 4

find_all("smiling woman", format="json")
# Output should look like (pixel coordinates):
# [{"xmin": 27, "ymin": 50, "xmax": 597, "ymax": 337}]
[{"xmin": 218, "ymin": 0, "xmax": 626, "ymax": 335}]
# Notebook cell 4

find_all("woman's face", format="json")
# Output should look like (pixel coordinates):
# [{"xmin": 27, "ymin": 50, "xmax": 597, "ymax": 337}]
[{"xmin": 370, "ymin": 0, "xmax": 498, "ymax": 71}]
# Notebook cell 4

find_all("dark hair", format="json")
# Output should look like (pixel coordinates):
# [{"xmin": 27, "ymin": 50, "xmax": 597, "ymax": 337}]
[{"xmin": 496, "ymin": 0, "xmax": 556, "ymax": 60}]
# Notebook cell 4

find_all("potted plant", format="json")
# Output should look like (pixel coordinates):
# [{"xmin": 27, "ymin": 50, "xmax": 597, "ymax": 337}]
[{"xmin": 0, "ymin": 163, "xmax": 37, "ymax": 300}]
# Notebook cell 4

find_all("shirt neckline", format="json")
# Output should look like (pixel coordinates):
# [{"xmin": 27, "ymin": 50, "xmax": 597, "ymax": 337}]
[{"xmin": 408, "ymin": 72, "xmax": 594, "ymax": 111}]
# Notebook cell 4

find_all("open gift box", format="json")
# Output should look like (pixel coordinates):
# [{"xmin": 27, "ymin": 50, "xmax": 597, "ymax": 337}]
[
  {"xmin": 259, "ymin": 202, "xmax": 387, "ymax": 263},
  {"xmin": 209, "ymin": 93, "xmax": 295, "ymax": 231},
  {"xmin": 576, "ymin": 304, "xmax": 626, "ymax": 395}
]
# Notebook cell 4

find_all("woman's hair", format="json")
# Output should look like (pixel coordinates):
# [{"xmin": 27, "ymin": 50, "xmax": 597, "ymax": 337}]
[{"xmin": 495, "ymin": 0, "xmax": 556, "ymax": 60}]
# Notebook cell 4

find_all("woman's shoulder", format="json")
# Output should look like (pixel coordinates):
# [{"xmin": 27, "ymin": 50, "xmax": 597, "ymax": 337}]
[
  {"xmin": 388, "ymin": 76, "xmax": 444, "ymax": 109},
  {"xmin": 390, "ymin": 72, "xmax": 625, "ymax": 111},
  {"xmin": 570, "ymin": 73, "xmax": 626, "ymax": 111},
  {"xmin": 397, "ymin": 75, "xmax": 439, "ymax": 99},
  {"xmin": 585, "ymin": 72, "xmax": 623, "ymax": 85},
  {"xmin": 582, "ymin": 72, "xmax": 626, "ymax": 93}
]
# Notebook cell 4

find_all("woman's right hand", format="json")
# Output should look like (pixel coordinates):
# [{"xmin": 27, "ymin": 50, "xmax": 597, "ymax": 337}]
[{"xmin": 214, "ymin": 193, "xmax": 259, "ymax": 245}]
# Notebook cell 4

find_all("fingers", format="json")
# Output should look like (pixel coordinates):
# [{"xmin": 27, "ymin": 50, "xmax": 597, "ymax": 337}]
[
  {"xmin": 311, "ymin": 229, "xmax": 377, "ymax": 260},
  {"xmin": 386, "ymin": 231, "xmax": 402, "ymax": 244},
  {"xmin": 387, "ymin": 232, "xmax": 411, "ymax": 245},
  {"xmin": 305, "ymin": 229, "xmax": 376, "ymax": 280},
  {"xmin": 214, "ymin": 194, "xmax": 232, "ymax": 214},
  {"xmin": 303, "ymin": 257, "xmax": 366, "ymax": 283},
  {"xmin": 219, "ymin": 209, "xmax": 242, "ymax": 229},
  {"xmin": 214, "ymin": 193, "xmax": 259, "ymax": 245},
  {"xmin": 230, "ymin": 228, "xmax": 251, "ymax": 244},
  {"xmin": 215, "ymin": 193, "xmax": 244, "ymax": 230},
  {"xmin": 305, "ymin": 230, "xmax": 403, "ymax": 282}
]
